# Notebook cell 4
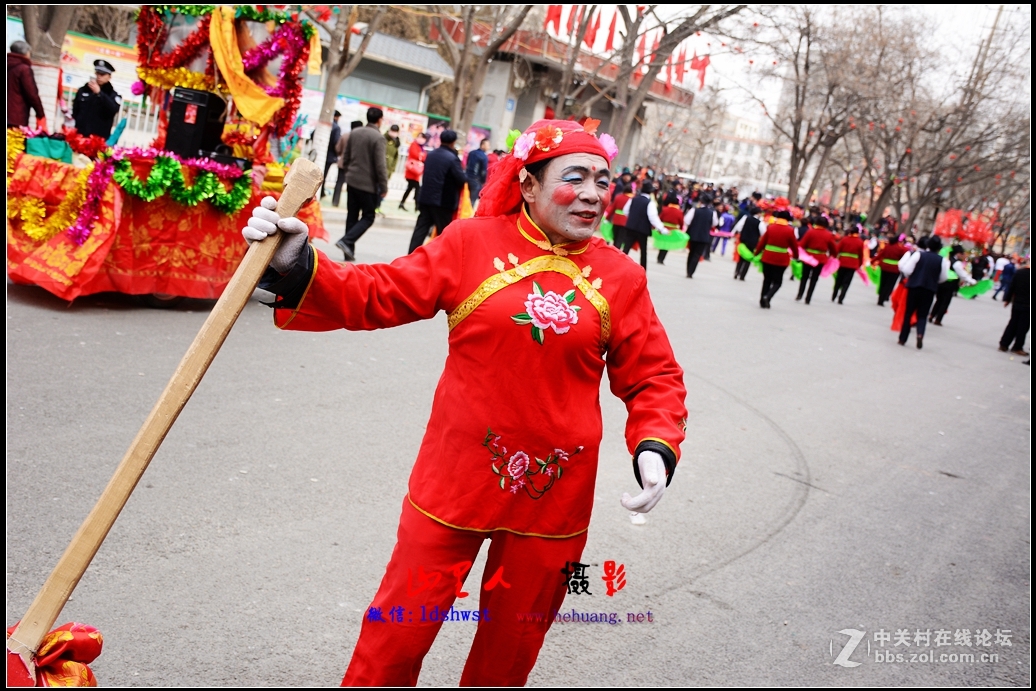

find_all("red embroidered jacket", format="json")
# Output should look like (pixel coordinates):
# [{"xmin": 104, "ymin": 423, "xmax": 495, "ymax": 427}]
[
  {"xmin": 835, "ymin": 236, "xmax": 865, "ymax": 270},
  {"xmin": 755, "ymin": 220, "xmax": 799, "ymax": 267},
  {"xmin": 263, "ymin": 208, "xmax": 687, "ymax": 537}
]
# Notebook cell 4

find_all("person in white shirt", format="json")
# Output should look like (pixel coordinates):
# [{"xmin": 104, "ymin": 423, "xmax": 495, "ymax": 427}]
[{"xmin": 929, "ymin": 244, "xmax": 977, "ymax": 326}]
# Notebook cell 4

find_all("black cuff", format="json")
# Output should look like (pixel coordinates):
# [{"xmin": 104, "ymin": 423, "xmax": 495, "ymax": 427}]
[
  {"xmin": 257, "ymin": 243, "xmax": 315, "ymax": 309},
  {"xmin": 632, "ymin": 440, "xmax": 677, "ymax": 488}
]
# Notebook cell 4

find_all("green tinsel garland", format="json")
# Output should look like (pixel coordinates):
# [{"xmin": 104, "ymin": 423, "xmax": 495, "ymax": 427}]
[
  {"xmin": 152, "ymin": 5, "xmax": 216, "ymax": 18},
  {"xmin": 113, "ymin": 157, "xmax": 177, "ymax": 202},
  {"xmin": 113, "ymin": 157, "xmax": 253, "ymax": 215},
  {"xmin": 235, "ymin": 5, "xmax": 316, "ymax": 40},
  {"xmin": 208, "ymin": 175, "xmax": 253, "ymax": 215}
]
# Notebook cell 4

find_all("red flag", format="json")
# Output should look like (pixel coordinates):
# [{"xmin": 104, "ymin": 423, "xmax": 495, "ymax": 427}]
[
  {"xmin": 605, "ymin": 11, "xmax": 617, "ymax": 51},
  {"xmin": 676, "ymin": 48, "xmax": 687, "ymax": 82},
  {"xmin": 566, "ymin": 5, "xmax": 582, "ymax": 35},
  {"xmin": 689, "ymin": 51, "xmax": 710, "ymax": 90},
  {"xmin": 543, "ymin": 5, "xmax": 562, "ymax": 33},
  {"xmin": 584, "ymin": 10, "xmax": 601, "ymax": 49},
  {"xmin": 651, "ymin": 33, "xmax": 660, "ymax": 65}
]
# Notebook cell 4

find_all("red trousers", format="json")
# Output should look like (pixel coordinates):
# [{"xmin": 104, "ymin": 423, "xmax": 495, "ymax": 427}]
[{"xmin": 342, "ymin": 497, "xmax": 587, "ymax": 686}]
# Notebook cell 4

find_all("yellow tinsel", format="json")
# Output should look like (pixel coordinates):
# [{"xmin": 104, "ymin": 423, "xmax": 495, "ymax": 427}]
[
  {"xmin": 137, "ymin": 66, "xmax": 215, "ymax": 92},
  {"xmin": 11, "ymin": 163, "xmax": 93, "ymax": 242},
  {"xmin": 8, "ymin": 128, "xmax": 26, "ymax": 180}
]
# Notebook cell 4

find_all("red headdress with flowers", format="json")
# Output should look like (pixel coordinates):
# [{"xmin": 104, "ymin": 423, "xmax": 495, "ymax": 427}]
[{"xmin": 475, "ymin": 118, "xmax": 618, "ymax": 218}]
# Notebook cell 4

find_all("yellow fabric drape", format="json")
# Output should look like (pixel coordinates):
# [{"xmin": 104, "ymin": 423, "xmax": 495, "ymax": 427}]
[
  {"xmin": 209, "ymin": 6, "xmax": 284, "ymax": 127},
  {"xmin": 307, "ymin": 31, "xmax": 322, "ymax": 75}
]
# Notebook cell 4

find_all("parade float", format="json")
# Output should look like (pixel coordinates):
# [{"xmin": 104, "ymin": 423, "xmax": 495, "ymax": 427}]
[{"xmin": 7, "ymin": 5, "xmax": 327, "ymax": 306}]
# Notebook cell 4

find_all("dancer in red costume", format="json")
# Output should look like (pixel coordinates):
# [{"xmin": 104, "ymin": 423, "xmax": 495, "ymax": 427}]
[{"xmin": 242, "ymin": 119, "xmax": 687, "ymax": 686}]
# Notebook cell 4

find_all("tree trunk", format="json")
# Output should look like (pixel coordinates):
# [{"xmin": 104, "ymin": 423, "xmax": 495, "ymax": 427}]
[
  {"xmin": 21, "ymin": 6, "xmax": 79, "ymax": 65},
  {"xmin": 804, "ymin": 143, "xmax": 834, "ymax": 205},
  {"xmin": 307, "ymin": 6, "xmax": 384, "ymax": 181}
]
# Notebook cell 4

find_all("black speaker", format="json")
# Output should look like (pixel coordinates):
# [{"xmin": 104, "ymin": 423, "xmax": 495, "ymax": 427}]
[{"xmin": 166, "ymin": 88, "xmax": 227, "ymax": 159}]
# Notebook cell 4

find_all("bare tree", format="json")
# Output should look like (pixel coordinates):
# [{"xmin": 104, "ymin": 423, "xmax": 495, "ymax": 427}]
[
  {"xmin": 433, "ymin": 5, "xmax": 533, "ymax": 138},
  {"xmin": 72, "ymin": 6, "xmax": 136, "ymax": 44},
  {"xmin": 606, "ymin": 5, "xmax": 746, "ymax": 164},
  {"xmin": 304, "ymin": 5, "xmax": 387, "ymax": 174}
]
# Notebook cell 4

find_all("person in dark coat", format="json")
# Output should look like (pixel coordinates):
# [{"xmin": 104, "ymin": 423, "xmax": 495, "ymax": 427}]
[
  {"xmin": 320, "ymin": 110, "xmax": 341, "ymax": 199},
  {"xmin": 7, "ymin": 41, "xmax": 46, "ymax": 130},
  {"xmin": 998, "ymin": 259, "xmax": 1030, "ymax": 356},
  {"xmin": 465, "ymin": 138, "xmax": 490, "ymax": 206},
  {"xmin": 336, "ymin": 108, "xmax": 389, "ymax": 261},
  {"xmin": 897, "ymin": 235, "xmax": 946, "ymax": 349},
  {"xmin": 732, "ymin": 205, "xmax": 763, "ymax": 281},
  {"xmin": 72, "ymin": 59, "xmax": 122, "ymax": 139},
  {"xmin": 408, "ymin": 129, "xmax": 467, "ymax": 253},
  {"xmin": 684, "ymin": 195, "xmax": 718, "ymax": 278}
]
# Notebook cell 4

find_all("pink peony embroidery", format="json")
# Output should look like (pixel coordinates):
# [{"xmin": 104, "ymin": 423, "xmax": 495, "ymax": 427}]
[
  {"xmin": 507, "ymin": 451, "xmax": 530, "ymax": 479},
  {"xmin": 512, "ymin": 282, "xmax": 582, "ymax": 345},
  {"xmin": 484, "ymin": 429, "xmax": 583, "ymax": 500}
]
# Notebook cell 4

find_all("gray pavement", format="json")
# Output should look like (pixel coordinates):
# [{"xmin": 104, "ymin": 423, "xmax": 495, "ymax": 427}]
[{"xmin": 6, "ymin": 223, "xmax": 1030, "ymax": 686}]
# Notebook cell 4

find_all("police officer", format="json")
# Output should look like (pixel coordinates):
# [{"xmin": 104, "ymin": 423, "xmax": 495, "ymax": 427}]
[{"xmin": 73, "ymin": 59, "xmax": 122, "ymax": 139}]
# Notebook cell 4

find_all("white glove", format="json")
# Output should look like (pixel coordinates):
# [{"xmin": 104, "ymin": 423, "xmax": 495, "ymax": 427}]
[
  {"xmin": 620, "ymin": 450, "xmax": 667, "ymax": 513},
  {"xmin": 659, "ymin": 228, "xmax": 671, "ymax": 235},
  {"xmin": 242, "ymin": 196, "xmax": 310, "ymax": 273}
]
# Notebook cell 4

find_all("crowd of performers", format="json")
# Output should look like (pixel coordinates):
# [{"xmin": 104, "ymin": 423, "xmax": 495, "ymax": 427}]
[{"xmin": 602, "ymin": 170, "xmax": 1029, "ymax": 357}]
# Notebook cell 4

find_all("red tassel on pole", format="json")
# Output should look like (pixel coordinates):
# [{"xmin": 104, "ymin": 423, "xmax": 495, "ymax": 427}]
[{"xmin": 605, "ymin": 11, "xmax": 617, "ymax": 52}]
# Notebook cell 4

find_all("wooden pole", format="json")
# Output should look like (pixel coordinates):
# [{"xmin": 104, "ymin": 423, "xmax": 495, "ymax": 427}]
[{"xmin": 6, "ymin": 159, "xmax": 325, "ymax": 677}]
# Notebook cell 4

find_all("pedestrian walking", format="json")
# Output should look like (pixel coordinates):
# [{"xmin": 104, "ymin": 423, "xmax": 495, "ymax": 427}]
[
  {"xmin": 72, "ymin": 60, "xmax": 122, "ymax": 139},
  {"xmin": 684, "ymin": 195, "xmax": 718, "ymax": 278},
  {"xmin": 384, "ymin": 124, "xmax": 401, "ymax": 176},
  {"xmin": 320, "ymin": 110, "xmax": 341, "ymax": 199},
  {"xmin": 331, "ymin": 120, "xmax": 363, "ymax": 207},
  {"xmin": 929, "ymin": 245, "xmax": 976, "ymax": 326},
  {"xmin": 407, "ymin": 129, "xmax": 467, "ymax": 254},
  {"xmin": 241, "ymin": 117, "xmax": 686, "ymax": 687},
  {"xmin": 7, "ymin": 41, "xmax": 46, "ymax": 131},
  {"xmin": 873, "ymin": 233, "xmax": 908, "ymax": 306},
  {"xmin": 897, "ymin": 235, "xmax": 946, "ymax": 349},
  {"xmin": 755, "ymin": 209, "xmax": 799, "ymax": 308},
  {"xmin": 399, "ymin": 132, "xmax": 427, "ymax": 211},
  {"xmin": 998, "ymin": 259, "xmax": 1030, "ymax": 356},
  {"xmin": 832, "ymin": 226, "xmax": 864, "ymax": 304},
  {"xmin": 335, "ymin": 107, "xmax": 389, "ymax": 261},
  {"xmin": 466, "ymin": 138, "xmax": 490, "ymax": 206},
  {"xmin": 992, "ymin": 257, "xmax": 1015, "ymax": 301},
  {"xmin": 619, "ymin": 180, "xmax": 669, "ymax": 270},
  {"xmin": 795, "ymin": 216, "xmax": 836, "ymax": 304}
]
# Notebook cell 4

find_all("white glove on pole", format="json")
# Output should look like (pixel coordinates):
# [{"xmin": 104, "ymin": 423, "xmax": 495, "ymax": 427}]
[
  {"xmin": 620, "ymin": 450, "xmax": 667, "ymax": 513},
  {"xmin": 242, "ymin": 196, "xmax": 310, "ymax": 273}
]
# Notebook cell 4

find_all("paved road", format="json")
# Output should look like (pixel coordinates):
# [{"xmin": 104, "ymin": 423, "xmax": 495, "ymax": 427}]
[{"xmin": 6, "ymin": 223, "xmax": 1030, "ymax": 686}]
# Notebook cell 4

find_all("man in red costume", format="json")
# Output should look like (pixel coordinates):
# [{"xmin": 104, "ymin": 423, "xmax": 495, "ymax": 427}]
[
  {"xmin": 795, "ymin": 216, "xmax": 837, "ymax": 305},
  {"xmin": 754, "ymin": 208, "xmax": 799, "ymax": 309},
  {"xmin": 832, "ymin": 226, "xmax": 865, "ymax": 304},
  {"xmin": 242, "ymin": 119, "xmax": 687, "ymax": 686}
]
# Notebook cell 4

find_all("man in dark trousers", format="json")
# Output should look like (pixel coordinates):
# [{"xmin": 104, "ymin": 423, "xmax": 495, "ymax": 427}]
[
  {"xmin": 7, "ymin": 41, "xmax": 47, "ymax": 130},
  {"xmin": 684, "ymin": 194, "xmax": 718, "ymax": 278},
  {"xmin": 832, "ymin": 226, "xmax": 864, "ymax": 304},
  {"xmin": 332, "ymin": 120, "xmax": 363, "ymax": 207},
  {"xmin": 732, "ymin": 205, "xmax": 763, "ymax": 281},
  {"xmin": 466, "ymin": 138, "xmax": 490, "ymax": 206},
  {"xmin": 72, "ymin": 59, "xmax": 122, "ymax": 139},
  {"xmin": 872, "ymin": 232, "xmax": 908, "ymax": 306},
  {"xmin": 998, "ymin": 259, "xmax": 1030, "ymax": 356},
  {"xmin": 407, "ymin": 129, "xmax": 467, "ymax": 253},
  {"xmin": 755, "ymin": 209, "xmax": 799, "ymax": 308},
  {"xmin": 336, "ymin": 107, "xmax": 389, "ymax": 261},
  {"xmin": 619, "ymin": 180, "xmax": 668, "ymax": 269},
  {"xmin": 897, "ymin": 235, "xmax": 946, "ymax": 349},
  {"xmin": 320, "ymin": 110, "xmax": 341, "ymax": 199},
  {"xmin": 796, "ymin": 216, "xmax": 837, "ymax": 303}
]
